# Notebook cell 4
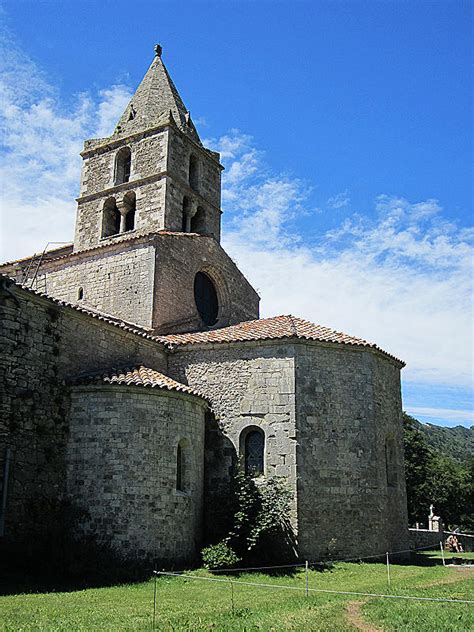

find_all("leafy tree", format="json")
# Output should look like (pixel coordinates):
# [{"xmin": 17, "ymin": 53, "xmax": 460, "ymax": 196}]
[
  {"xmin": 403, "ymin": 414, "xmax": 433, "ymax": 524},
  {"xmin": 402, "ymin": 413, "xmax": 474, "ymax": 531}
]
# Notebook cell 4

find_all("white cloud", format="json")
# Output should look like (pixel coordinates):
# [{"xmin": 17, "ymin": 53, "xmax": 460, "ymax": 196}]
[
  {"xmin": 94, "ymin": 86, "xmax": 133, "ymax": 139},
  {"xmin": 406, "ymin": 407, "xmax": 474, "ymax": 424},
  {"xmin": 327, "ymin": 190, "xmax": 350, "ymax": 209},
  {"xmin": 0, "ymin": 34, "xmax": 132, "ymax": 261}
]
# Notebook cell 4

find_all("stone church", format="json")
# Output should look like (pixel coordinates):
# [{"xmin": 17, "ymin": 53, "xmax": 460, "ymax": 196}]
[{"xmin": 0, "ymin": 46, "xmax": 409, "ymax": 565}]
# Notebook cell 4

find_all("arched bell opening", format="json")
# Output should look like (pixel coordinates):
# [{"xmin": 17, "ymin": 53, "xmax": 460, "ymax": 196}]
[
  {"xmin": 114, "ymin": 147, "xmax": 132, "ymax": 185},
  {"xmin": 101, "ymin": 197, "xmax": 121, "ymax": 238},
  {"xmin": 123, "ymin": 190, "xmax": 136, "ymax": 232}
]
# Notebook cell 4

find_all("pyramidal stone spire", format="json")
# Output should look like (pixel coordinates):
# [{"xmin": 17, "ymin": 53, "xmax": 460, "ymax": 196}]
[{"xmin": 114, "ymin": 44, "xmax": 201, "ymax": 143}]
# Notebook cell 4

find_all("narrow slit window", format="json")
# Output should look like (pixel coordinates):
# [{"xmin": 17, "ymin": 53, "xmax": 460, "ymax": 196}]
[
  {"xmin": 176, "ymin": 443, "xmax": 183, "ymax": 491},
  {"xmin": 385, "ymin": 437, "xmax": 398, "ymax": 488}
]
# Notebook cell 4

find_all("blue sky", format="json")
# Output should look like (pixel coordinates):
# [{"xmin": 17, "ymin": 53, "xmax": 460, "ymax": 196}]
[{"xmin": 0, "ymin": 0, "xmax": 472, "ymax": 427}]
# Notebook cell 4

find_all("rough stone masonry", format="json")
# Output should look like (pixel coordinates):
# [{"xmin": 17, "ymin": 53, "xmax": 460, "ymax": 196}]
[{"xmin": 0, "ymin": 45, "xmax": 409, "ymax": 564}]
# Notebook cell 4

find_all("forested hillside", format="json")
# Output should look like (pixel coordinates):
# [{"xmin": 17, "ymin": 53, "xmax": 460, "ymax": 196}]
[
  {"xmin": 419, "ymin": 421, "xmax": 473, "ymax": 463},
  {"xmin": 402, "ymin": 414, "xmax": 473, "ymax": 532}
]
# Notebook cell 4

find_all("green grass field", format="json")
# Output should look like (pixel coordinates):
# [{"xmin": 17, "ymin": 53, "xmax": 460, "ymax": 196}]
[{"xmin": 0, "ymin": 552, "xmax": 472, "ymax": 631}]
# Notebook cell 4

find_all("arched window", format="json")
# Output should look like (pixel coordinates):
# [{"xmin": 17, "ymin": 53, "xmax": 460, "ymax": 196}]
[
  {"xmin": 115, "ymin": 147, "xmax": 131, "ymax": 185},
  {"xmin": 242, "ymin": 427, "xmax": 264, "ymax": 477},
  {"xmin": 102, "ymin": 197, "xmax": 121, "ymax": 237},
  {"xmin": 194, "ymin": 271, "xmax": 218, "ymax": 326},
  {"xmin": 77, "ymin": 287, "xmax": 84, "ymax": 300},
  {"xmin": 189, "ymin": 154, "xmax": 199, "ymax": 191},
  {"xmin": 176, "ymin": 439, "xmax": 189, "ymax": 492},
  {"xmin": 123, "ymin": 191, "xmax": 136, "ymax": 232},
  {"xmin": 190, "ymin": 206, "xmax": 206, "ymax": 234}
]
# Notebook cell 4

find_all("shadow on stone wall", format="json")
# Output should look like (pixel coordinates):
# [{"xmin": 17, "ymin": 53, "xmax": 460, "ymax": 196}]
[
  {"xmin": 0, "ymin": 499, "xmax": 152, "ymax": 595},
  {"xmin": 203, "ymin": 413, "xmax": 298, "ymax": 567}
]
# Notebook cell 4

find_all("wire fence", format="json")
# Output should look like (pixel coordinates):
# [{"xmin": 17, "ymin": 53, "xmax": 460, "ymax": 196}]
[
  {"xmin": 153, "ymin": 570, "xmax": 474, "ymax": 605},
  {"xmin": 151, "ymin": 542, "xmax": 474, "ymax": 628}
]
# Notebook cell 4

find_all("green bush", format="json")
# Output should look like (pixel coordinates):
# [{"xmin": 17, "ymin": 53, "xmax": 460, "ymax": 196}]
[{"xmin": 201, "ymin": 541, "xmax": 241, "ymax": 569}]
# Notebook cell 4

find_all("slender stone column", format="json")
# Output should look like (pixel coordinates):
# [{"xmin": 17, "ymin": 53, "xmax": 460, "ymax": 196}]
[
  {"xmin": 186, "ymin": 201, "xmax": 198, "ymax": 233},
  {"xmin": 117, "ymin": 203, "xmax": 127, "ymax": 233}
]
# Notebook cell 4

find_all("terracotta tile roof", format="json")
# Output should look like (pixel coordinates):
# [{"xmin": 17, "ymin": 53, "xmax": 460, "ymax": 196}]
[
  {"xmin": 165, "ymin": 315, "xmax": 404, "ymax": 365},
  {"xmin": 0, "ymin": 244, "xmax": 74, "ymax": 268},
  {"xmin": 70, "ymin": 365, "xmax": 208, "ymax": 401},
  {"xmin": 2, "ymin": 276, "xmax": 403, "ymax": 366}
]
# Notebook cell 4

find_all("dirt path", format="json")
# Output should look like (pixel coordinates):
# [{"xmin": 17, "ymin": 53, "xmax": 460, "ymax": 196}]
[
  {"xmin": 345, "ymin": 569, "xmax": 472, "ymax": 631},
  {"xmin": 345, "ymin": 601, "xmax": 382, "ymax": 632}
]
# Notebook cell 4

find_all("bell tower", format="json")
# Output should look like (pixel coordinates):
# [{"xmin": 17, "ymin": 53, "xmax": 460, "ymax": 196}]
[
  {"xmin": 74, "ymin": 45, "xmax": 223, "ymax": 252},
  {"xmin": 0, "ymin": 45, "xmax": 260, "ymax": 333}
]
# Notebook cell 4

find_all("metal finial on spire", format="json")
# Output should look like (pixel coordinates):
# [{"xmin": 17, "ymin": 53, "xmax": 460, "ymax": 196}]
[{"xmin": 154, "ymin": 44, "xmax": 162, "ymax": 57}]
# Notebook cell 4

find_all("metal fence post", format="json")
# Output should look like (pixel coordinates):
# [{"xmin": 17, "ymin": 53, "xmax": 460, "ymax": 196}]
[
  {"xmin": 386, "ymin": 552, "xmax": 391, "ymax": 587},
  {"xmin": 440, "ymin": 541, "xmax": 446, "ymax": 566},
  {"xmin": 229, "ymin": 579, "xmax": 234, "ymax": 614},
  {"xmin": 153, "ymin": 570, "xmax": 157, "ymax": 630},
  {"xmin": 305, "ymin": 560, "xmax": 309, "ymax": 597}
]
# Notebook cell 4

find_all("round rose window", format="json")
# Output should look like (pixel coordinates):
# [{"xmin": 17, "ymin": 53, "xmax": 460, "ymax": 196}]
[{"xmin": 194, "ymin": 272, "xmax": 218, "ymax": 326}]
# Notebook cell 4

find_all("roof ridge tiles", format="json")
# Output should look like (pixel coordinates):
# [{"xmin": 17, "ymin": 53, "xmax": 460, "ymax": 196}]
[
  {"xmin": 164, "ymin": 314, "xmax": 404, "ymax": 366},
  {"xmin": 70, "ymin": 364, "xmax": 208, "ymax": 401}
]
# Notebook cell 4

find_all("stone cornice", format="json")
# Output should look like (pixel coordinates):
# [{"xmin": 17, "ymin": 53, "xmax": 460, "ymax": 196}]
[
  {"xmin": 76, "ymin": 172, "xmax": 167, "ymax": 203},
  {"xmin": 76, "ymin": 171, "xmax": 223, "ymax": 215},
  {"xmin": 81, "ymin": 119, "xmax": 222, "ymax": 168}
]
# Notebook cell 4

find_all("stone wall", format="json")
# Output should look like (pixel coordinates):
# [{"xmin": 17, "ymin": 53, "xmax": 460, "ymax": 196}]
[
  {"xmin": 75, "ymin": 129, "xmax": 168, "ymax": 250},
  {"xmin": 1, "ymin": 233, "xmax": 259, "ymax": 335},
  {"xmin": 152, "ymin": 234, "xmax": 260, "ymax": 333},
  {"xmin": 41, "ymin": 241, "xmax": 155, "ymax": 328},
  {"xmin": 67, "ymin": 386, "xmax": 206, "ymax": 563},
  {"xmin": 74, "ymin": 122, "xmax": 222, "ymax": 251},
  {"xmin": 167, "ymin": 341, "xmax": 298, "ymax": 545},
  {"xmin": 168, "ymin": 338, "xmax": 408, "ymax": 561},
  {"xmin": 74, "ymin": 179, "xmax": 167, "ymax": 252},
  {"xmin": 408, "ymin": 528, "xmax": 443, "ymax": 551},
  {"xmin": 0, "ymin": 280, "xmax": 166, "ymax": 546},
  {"xmin": 372, "ymin": 353, "xmax": 409, "ymax": 552},
  {"xmin": 409, "ymin": 529, "xmax": 474, "ymax": 553},
  {"xmin": 295, "ymin": 343, "xmax": 409, "ymax": 560},
  {"xmin": 167, "ymin": 126, "xmax": 221, "ymax": 210},
  {"xmin": 165, "ymin": 126, "xmax": 222, "ymax": 240}
]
